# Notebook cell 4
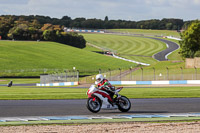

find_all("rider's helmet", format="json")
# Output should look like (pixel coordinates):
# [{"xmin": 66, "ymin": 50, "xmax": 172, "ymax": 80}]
[{"xmin": 96, "ymin": 74, "xmax": 104, "ymax": 83}]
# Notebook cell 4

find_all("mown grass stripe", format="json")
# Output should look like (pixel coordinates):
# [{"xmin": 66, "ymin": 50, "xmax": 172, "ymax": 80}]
[
  {"xmin": 0, "ymin": 40, "xmax": 136, "ymax": 77},
  {"xmin": 82, "ymin": 34, "xmax": 166, "ymax": 64}
]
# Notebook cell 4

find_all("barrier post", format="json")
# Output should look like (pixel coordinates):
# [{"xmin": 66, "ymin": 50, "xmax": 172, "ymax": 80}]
[
  {"xmin": 194, "ymin": 67, "xmax": 197, "ymax": 80},
  {"xmin": 77, "ymin": 70, "xmax": 79, "ymax": 83},
  {"xmin": 119, "ymin": 68, "xmax": 121, "ymax": 81},
  {"xmin": 99, "ymin": 69, "xmax": 101, "ymax": 74},
  {"xmin": 108, "ymin": 68, "xmax": 111, "ymax": 80},
  {"xmin": 73, "ymin": 67, "xmax": 76, "ymax": 81},
  {"xmin": 64, "ymin": 70, "xmax": 67, "ymax": 82},
  {"xmin": 141, "ymin": 67, "xmax": 143, "ymax": 81},
  {"xmin": 153, "ymin": 67, "xmax": 155, "ymax": 80},
  {"xmin": 130, "ymin": 67, "xmax": 132, "ymax": 81},
  {"xmin": 180, "ymin": 67, "xmax": 183, "ymax": 80},
  {"xmin": 69, "ymin": 71, "xmax": 71, "ymax": 82}
]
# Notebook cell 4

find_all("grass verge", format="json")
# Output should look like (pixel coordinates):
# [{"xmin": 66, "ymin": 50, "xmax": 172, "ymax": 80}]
[
  {"xmin": 1, "ymin": 86, "xmax": 200, "ymax": 100},
  {"xmin": 0, "ymin": 78, "xmax": 40, "ymax": 84}
]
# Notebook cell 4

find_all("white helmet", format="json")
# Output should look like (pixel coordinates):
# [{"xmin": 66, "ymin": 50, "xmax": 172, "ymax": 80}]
[{"xmin": 96, "ymin": 74, "xmax": 104, "ymax": 83}]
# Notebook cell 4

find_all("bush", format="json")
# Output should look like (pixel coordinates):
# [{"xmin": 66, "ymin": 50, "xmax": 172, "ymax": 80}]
[
  {"xmin": 43, "ymin": 30, "xmax": 86, "ymax": 48},
  {"xmin": 180, "ymin": 21, "xmax": 200, "ymax": 58},
  {"xmin": 194, "ymin": 51, "xmax": 200, "ymax": 57}
]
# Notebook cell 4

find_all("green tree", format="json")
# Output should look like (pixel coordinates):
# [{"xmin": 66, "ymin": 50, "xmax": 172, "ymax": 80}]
[
  {"xmin": 166, "ymin": 23, "xmax": 172, "ymax": 30},
  {"xmin": 43, "ymin": 30, "xmax": 56, "ymax": 40},
  {"xmin": 30, "ymin": 19, "xmax": 41, "ymax": 29},
  {"xmin": 0, "ymin": 17, "xmax": 14, "ymax": 39},
  {"xmin": 8, "ymin": 24, "xmax": 28, "ymax": 40},
  {"xmin": 179, "ymin": 20, "xmax": 200, "ymax": 58},
  {"xmin": 194, "ymin": 51, "xmax": 200, "ymax": 57},
  {"xmin": 104, "ymin": 16, "xmax": 109, "ymax": 22}
]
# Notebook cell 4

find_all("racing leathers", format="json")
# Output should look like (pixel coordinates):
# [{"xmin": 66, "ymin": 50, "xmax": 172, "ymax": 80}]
[{"xmin": 97, "ymin": 79, "xmax": 115, "ymax": 103}]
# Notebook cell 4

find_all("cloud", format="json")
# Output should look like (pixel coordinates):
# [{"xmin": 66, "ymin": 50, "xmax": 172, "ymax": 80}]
[
  {"xmin": 144, "ymin": 0, "xmax": 169, "ymax": 6},
  {"xmin": 0, "ymin": 0, "xmax": 28, "ymax": 5},
  {"xmin": 0, "ymin": 0, "xmax": 199, "ymax": 21}
]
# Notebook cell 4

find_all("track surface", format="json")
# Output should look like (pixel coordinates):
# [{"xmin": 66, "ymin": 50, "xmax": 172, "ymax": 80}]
[
  {"xmin": 0, "ymin": 98, "xmax": 200, "ymax": 117},
  {"xmin": 148, "ymin": 37, "xmax": 179, "ymax": 61}
]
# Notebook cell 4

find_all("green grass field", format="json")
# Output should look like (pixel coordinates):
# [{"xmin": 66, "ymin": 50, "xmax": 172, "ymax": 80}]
[
  {"xmin": 82, "ymin": 31, "xmax": 199, "ymax": 81},
  {"xmin": 82, "ymin": 34, "xmax": 167, "ymax": 64},
  {"xmin": 0, "ymin": 30, "xmax": 183, "ymax": 78},
  {"xmin": 0, "ymin": 78, "xmax": 40, "ymax": 84},
  {"xmin": 109, "ymin": 29, "xmax": 181, "ymax": 38},
  {"xmin": 0, "ymin": 40, "xmax": 136, "ymax": 77},
  {"xmin": 0, "ymin": 29, "xmax": 199, "ymax": 100},
  {"xmin": 0, "ymin": 30, "xmax": 191, "ymax": 82},
  {"xmin": 83, "ymin": 29, "xmax": 188, "ymax": 80},
  {"xmin": 0, "ymin": 86, "xmax": 200, "ymax": 100}
]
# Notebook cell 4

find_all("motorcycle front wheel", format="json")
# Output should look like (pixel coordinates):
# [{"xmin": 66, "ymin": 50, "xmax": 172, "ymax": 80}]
[
  {"xmin": 86, "ymin": 97, "xmax": 101, "ymax": 113},
  {"xmin": 117, "ymin": 96, "xmax": 131, "ymax": 112}
]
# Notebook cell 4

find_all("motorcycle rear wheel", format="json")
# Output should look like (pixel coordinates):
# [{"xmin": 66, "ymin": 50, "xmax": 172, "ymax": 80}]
[
  {"xmin": 86, "ymin": 97, "xmax": 102, "ymax": 113},
  {"xmin": 117, "ymin": 96, "xmax": 131, "ymax": 112}
]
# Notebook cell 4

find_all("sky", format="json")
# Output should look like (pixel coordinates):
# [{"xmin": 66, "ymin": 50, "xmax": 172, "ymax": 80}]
[{"xmin": 0, "ymin": 0, "xmax": 199, "ymax": 21}]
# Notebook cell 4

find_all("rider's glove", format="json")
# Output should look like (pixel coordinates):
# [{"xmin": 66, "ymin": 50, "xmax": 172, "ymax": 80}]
[
  {"xmin": 104, "ymin": 86, "xmax": 109, "ymax": 90},
  {"xmin": 98, "ymin": 85, "xmax": 104, "ymax": 89},
  {"xmin": 98, "ymin": 85, "xmax": 108, "ymax": 90}
]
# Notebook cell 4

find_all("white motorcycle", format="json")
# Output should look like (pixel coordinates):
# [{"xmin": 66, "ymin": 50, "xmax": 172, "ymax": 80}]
[{"xmin": 86, "ymin": 85, "xmax": 131, "ymax": 113}]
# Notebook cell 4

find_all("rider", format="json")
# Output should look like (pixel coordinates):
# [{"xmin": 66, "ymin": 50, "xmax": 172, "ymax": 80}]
[{"xmin": 96, "ymin": 74, "xmax": 115, "ymax": 103}]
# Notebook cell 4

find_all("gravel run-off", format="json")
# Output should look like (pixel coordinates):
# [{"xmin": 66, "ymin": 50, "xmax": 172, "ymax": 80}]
[{"xmin": 0, "ymin": 121, "xmax": 200, "ymax": 133}]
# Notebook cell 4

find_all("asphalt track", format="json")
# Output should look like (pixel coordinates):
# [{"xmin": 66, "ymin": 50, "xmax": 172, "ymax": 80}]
[
  {"xmin": 0, "ymin": 98, "xmax": 200, "ymax": 117},
  {"xmin": 147, "ymin": 37, "xmax": 180, "ymax": 61}
]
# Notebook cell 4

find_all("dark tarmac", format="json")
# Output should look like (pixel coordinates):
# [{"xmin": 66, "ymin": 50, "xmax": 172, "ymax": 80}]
[
  {"xmin": 0, "ymin": 98, "xmax": 199, "ymax": 117},
  {"xmin": 148, "ymin": 37, "xmax": 180, "ymax": 61}
]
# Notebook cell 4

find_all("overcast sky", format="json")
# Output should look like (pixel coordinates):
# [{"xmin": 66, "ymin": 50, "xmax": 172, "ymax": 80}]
[{"xmin": 0, "ymin": 0, "xmax": 199, "ymax": 21}]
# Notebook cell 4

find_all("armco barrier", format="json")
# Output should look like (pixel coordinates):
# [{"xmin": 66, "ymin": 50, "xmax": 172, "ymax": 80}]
[
  {"xmin": 110, "ymin": 80, "xmax": 200, "ymax": 85},
  {"xmin": 36, "ymin": 82, "xmax": 79, "ymax": 86}
]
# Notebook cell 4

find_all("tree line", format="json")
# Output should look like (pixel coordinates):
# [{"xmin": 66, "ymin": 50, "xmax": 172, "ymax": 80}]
[
  {"xmin": 0, "ymin": 15, "xmax": 197, "ymax": 51},
  {"xmin": 180, "ymin": 20, "xmax": 200, "ymax": 58},
  {"xmin": 0, "ymin": 15, "xmax": 86, "ymax": 48},
  {"xmin": 0, "ymin": 15, "xmax": 194, "ymax": 31}
]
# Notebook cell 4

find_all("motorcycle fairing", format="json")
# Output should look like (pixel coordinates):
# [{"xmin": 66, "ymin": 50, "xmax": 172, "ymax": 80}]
[{"xmin": 93, "ymin": 91, "xmax": 117, "ymax": 109}]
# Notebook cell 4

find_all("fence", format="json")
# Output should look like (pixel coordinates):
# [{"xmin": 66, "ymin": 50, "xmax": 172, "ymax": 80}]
[
  {"xmin": 1, "ymin": 67, "xmax": 200, "ymax": 84},
  {"xmin": 0, "ymin": 68, "xmax": 67, "ymax": 77},
  {"xmin": 120, "ymin": 67, "xmax": 200, "ymax": 81},
  {"xmin": 40, "ymin": 71, "xmax": 79, "ymax": 84},
  {"xmin": 79, "ymin": 67, "xmax": 200, "ymax": 84}
]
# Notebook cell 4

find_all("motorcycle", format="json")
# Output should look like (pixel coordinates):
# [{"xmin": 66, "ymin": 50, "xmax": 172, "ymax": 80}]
[{"xmin": 86, "ymin": 85, "xmax": 131, "ymax": 113}]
